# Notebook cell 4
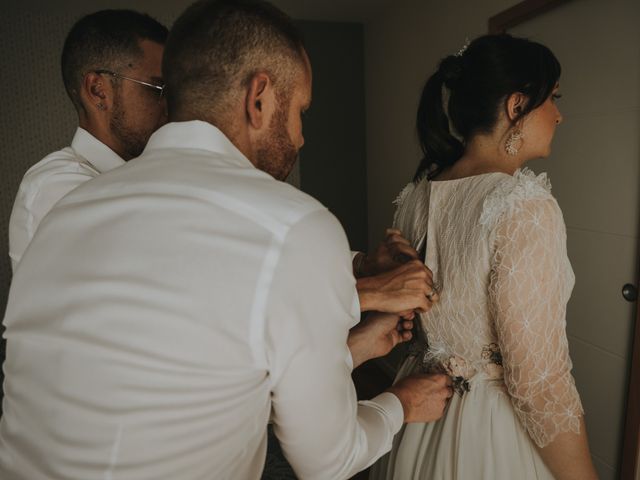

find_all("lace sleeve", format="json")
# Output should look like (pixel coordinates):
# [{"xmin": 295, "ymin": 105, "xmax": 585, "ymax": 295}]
[{"xmin": 488, "ymin": 196, "xmax": 583, "ymax": 448}]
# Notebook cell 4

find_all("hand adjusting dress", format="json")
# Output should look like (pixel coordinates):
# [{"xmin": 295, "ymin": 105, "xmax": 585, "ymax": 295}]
[{"xmin": 370, "ymin": 169, "xmax": 583, "ymax": 480}]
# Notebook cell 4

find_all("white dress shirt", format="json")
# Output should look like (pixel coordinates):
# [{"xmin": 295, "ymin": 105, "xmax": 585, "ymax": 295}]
[
  {"xmin": 8, "ymin": 127, "xmax": 124, "ymax": 271},
  {"xmin": 0, "ymin": 121, "xmax": 403, "ymax": 480}
]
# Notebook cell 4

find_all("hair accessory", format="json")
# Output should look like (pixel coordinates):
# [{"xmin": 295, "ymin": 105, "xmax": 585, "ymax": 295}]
[
  {"xmin": 455, "ymin": 37, "xmax": 471, "ymax": 57},
  {"xmin": 505, "ymin": 128, "xmax": 524, "ymax": 156}
]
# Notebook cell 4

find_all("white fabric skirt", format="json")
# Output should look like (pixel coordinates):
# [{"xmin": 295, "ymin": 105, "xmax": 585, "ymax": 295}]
[{"xmin": 369, "ymin": 356, "xmax": 554, "ymax": 480}]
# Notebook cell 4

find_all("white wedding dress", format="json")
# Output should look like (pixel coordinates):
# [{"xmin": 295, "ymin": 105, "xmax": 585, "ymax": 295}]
[{"xmin": 370, "ymin": 169, "xmax": 584, "ymax": 480}]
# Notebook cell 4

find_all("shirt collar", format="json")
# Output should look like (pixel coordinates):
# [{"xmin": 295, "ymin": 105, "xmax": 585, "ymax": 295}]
[
  {"xmin": 71, "ymin": 128, "xmax": 125, "ymax": 173},
  {"xmin": 143, "ymin": 120, "xmax": 255, "ymax": 170}
]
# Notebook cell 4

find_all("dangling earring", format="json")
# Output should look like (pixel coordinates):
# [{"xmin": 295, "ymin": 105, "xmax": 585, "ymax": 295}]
[
  {"xmin": 505, "ymin": 128, "xmax": 523, "ymax": 156},
  {"xmin": 97, "ymin": 103, "xmax": 106, "ymax": 111}
]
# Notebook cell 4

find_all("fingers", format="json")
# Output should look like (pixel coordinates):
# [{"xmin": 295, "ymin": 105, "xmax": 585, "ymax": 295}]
[
  {"xmin": 384, "ymin": 231, "xmax": 419, "ymax": 264},
  {"xmin": 395, "ymin": 319, "xmax": 413, "ymax": 330},
  {"xmin": 392, "ymin": 260, "xmax": 432, "ymax": 283},
  {"xmin": 395, "ymin": 319, "xmax": 414, "ymax": 343},
  {"xmin": 388, "ymin": 289, "xmax": 432, "ymax": 315},
  {"xmin": 393, "ymin": 253, "xmax": 415, "ymax": 264},
  {"xmin": 358, "ymin": 260, "xmax": 438, "ymax": 314},
  {"xmin": 435, "ymin": 375, "xmax": 454, "ymax": 399},
  {"xmin": 412, "ymin": 293, "xmax": 433, "ymax": 313},
  {"xmin": 406, "ymin": 260, "xmax": 433, "ymax": 279},
  {"xmin": 435, "ymin": 374, "xmax": 454, "ymax": 398},
  {"xmin": 404, "ymin": 277, "xmax": 435, "ymax": 293},
  {"xmin": 366, "ymin": 311, "xmax": 402, "ymax": 327},
  {"xmin": 384, "ymin": 230, "xmax": 409, "ymax": 245},
  {"xmin": 399, "ymin": 310, "xmax": 415, "ymax": 320},
  {"xmin": 388, "ymin": 243, "xmax": 419, "ymax": 263},
  {"xmin": 389, "ymin": 373, "xmax": 454, "ymax": 423}
]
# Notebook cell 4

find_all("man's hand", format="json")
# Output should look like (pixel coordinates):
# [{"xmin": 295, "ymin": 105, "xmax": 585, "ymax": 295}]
[
  {"xmin": 357, "ymin": 260, "xmax": 438, "ymax": 317},
  {"xmin": 354, "ymin": 229, "xmax": 418, "ymax": 278},
  {"xmin": 388, "ymin": 374, "xmax": 453, "ymax": 423},
  {"xmin": 347, "ymin": 312, "xmax": 413, "ymax": 368}
]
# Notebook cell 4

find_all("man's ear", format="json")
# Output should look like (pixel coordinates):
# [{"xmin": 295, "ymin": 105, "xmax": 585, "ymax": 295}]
[
  {"xmin": 80, "ymin": 72, "xmax": 112, "ymax": 113},
  {"xmin": 246, "ymin": 72, "xmax": 275, "ymax": 130},
  {"xmin": 506, "ymin": 92, "xmax": 528, "ymax": 122}
]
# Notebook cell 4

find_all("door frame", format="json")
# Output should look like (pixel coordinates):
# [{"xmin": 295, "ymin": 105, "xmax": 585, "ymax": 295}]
[
  {"xmin": 488, "ymin": 0, "xmax": 571, "ymax": 33},
  {"xmin": 623, "ymin": 302, "xmax": 640, "ymax": 478},
  {"xmin": 489, "ymin": 1, "xmax": 640, "ymax": 477}
]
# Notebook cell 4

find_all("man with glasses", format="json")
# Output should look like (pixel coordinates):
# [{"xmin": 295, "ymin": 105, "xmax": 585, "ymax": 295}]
[
  {"xmin": 8, "ymin": 10, "xmax": 168, "ymax": 271},
  {"xmin": 0, "ymin": 2, "xmax": 451, "ymax": 479}
]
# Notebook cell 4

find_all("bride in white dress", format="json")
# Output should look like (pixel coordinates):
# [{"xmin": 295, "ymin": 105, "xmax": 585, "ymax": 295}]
[{"xmin": 370, "ymin": 34, "xmax": 598, "ymax": 480}]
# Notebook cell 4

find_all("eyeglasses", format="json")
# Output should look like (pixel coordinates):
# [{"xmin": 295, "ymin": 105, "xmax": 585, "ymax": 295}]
[{"xmin": 95, "ymin": 70, "xmax": 165, "ymax": 98}]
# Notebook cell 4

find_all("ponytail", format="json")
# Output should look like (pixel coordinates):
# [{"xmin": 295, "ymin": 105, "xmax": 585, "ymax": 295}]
[
  {"xmin": 414, "ymin": 55, "xmax": 465, "ymax": 181},
  {"xmin": 413, "ymin": 34, "xmax": 561, "ymax": 182}
]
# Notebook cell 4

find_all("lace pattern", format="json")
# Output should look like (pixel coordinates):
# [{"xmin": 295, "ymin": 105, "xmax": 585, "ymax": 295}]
[
  {"xmin": 479, "ymin": 168, "xmax": 552, "ymax": 229},
  {"xmin": 393, "ymin": 169, "xmax": 583, "ymax": 448}
]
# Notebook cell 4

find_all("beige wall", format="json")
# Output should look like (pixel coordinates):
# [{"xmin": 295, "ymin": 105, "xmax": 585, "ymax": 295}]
[
  {"xmin": 364, "ymin": 1, "xmax": 640, "ymax": 479},
  {"xmin": 513, "ymin": 1, "xmax": 640, "ymax": 478}
]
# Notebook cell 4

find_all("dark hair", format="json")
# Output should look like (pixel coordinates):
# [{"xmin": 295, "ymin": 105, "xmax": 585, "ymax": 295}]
[
  {"xmin": 163, "ymin": 0, "xmax": 305, "ymax": 120},
  {"xmin": 414, "ymin": 34, "xmax": 561, "ymax": 181},
  {"xmin": 61, "ymin": 10, "xmax": 168, "ymax": 111}
]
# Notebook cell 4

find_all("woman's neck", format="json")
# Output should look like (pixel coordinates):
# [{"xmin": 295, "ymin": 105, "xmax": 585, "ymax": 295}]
[{"xmin": 435, "ymin": 133, "xmax": 526, "ymax": 181}]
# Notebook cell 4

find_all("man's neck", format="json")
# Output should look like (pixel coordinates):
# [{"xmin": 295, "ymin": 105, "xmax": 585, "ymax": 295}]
[
  {"xmin": 78, "ymin": 116, "xmax": 130, "ymax": 160},
  {"xmin": 169, "ymin": 112, "xmax": 256, "ymax": 166}
]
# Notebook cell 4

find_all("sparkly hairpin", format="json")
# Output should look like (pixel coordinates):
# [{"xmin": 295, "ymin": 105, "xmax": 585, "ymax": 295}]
[{"xmin": 455, "ymin": 37, "xmax": 471, "ymax": 57}]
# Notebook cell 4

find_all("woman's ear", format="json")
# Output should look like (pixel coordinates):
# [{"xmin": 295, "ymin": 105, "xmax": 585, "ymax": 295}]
[
  {"xmin": 245, "ymin": 71, "xmax": 275, "ymax": 131},
  {"xmin": 506, "ymin": 92, "xmax": 527, "ymax": 122},
  {"xmin": 81, "ymin": 72, "xmax": 112, "ymax": 113}
]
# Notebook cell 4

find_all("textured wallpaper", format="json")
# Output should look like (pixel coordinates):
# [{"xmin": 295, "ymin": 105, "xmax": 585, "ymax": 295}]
[{"xmin": 1, "ymin": 9, "xmax": 78, "ymax": 313}]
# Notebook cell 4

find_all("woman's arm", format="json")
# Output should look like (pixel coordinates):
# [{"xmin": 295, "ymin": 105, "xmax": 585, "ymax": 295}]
[
  {"xmin": 537, "ymin": 416, "xmax": 597, "ymax": 480},
  {"xmin": 489, "ymin": 197, "xmax": 597, "ymax": 480}
]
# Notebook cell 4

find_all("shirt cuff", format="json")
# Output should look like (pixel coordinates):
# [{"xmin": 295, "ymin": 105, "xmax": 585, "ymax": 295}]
[{"xmin": 360, "ymin": 391, "xmax": 404, "ymax": 436}]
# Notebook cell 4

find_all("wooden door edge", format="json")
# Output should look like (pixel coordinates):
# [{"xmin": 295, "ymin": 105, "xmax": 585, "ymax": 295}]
[
  {"xmin": 488, "ymin": 0, "xmax": 572, "ymax": 34},
  {"xmin": 622, "ymin": 298, "xmax": 640, "ymax": 479}
]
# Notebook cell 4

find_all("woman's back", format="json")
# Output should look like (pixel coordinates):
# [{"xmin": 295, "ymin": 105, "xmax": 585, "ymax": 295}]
[
  {"xmin": 371, "ymin": 169, "xmax": 583, "ymax": 479},
  {"xmin": 393, "ymin": 168, "xmax": 580, "ymax": 444},
  {"xmin": 395, "ymin": 172, "xmax": 506, "ymax": 372}
]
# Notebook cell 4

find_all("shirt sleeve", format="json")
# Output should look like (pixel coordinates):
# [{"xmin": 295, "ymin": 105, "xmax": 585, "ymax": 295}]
[
  {"xmin": 488, "ymin": 197, "xmax": 583, "ymax": 448},
  {"xmin": 266, "ymin": 209, "xmax": 404, "ymax": 480},
  {"xmin": 9, "ymin": 170, "xmax": 92, "ymax": 271}
]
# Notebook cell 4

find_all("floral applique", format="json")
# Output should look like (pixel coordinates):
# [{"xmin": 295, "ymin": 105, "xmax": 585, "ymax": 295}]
[
  {"xmin": 410, "ymin": 339, "xmax": 472, "ymax": 397},
  {"xmin": 408, "ymin": 340, "xmax": 507, "ymax": 395},
  {"xmin": 481, "ymin": 343, "xmax": 504, "ymax": 379},
  {"xmin": 479, "ymin": 168, "xmax": 552, "ymax": 230}
]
